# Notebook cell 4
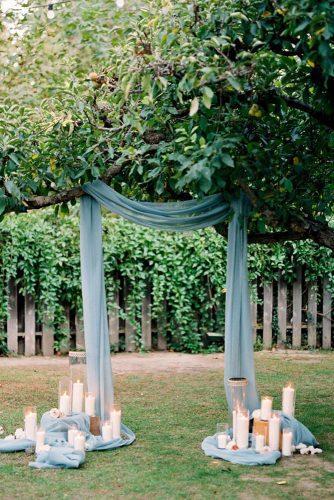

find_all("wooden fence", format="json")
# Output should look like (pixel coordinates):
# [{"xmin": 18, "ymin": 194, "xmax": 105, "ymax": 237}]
[{"xmin": 5, "ymin": 267, "xmax": 333, "ymax": 355}]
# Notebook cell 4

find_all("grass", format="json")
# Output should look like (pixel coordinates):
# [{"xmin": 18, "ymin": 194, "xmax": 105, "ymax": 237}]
[{"xmin": 0, "ymin": 352, "xmax": 334, "ymax": 499}]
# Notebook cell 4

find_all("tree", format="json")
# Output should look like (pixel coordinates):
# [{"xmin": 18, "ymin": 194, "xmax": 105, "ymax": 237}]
[{"xmin": 0, "ymin": 0, "xmax": 333, "ymax": 248}]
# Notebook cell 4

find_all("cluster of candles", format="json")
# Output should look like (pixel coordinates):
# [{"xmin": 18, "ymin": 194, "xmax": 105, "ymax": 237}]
[{"xmin": 217, "ymin": 382, "xmax": 296, "ymax": 456}]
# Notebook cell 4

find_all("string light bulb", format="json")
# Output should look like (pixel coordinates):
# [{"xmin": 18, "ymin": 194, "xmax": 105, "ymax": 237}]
[
  {"xmin": 115, "ymin": 0, "xmax": 125, "ymax": 7},
  {"xmin": 47, "ymin": 3, "xmax": 55, "ymax": 19}
]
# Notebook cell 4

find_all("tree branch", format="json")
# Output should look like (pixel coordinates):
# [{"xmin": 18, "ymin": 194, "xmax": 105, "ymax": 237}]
[{"xmin": 24, "ymin": 163, "xmax": 123, "ymax": 210}]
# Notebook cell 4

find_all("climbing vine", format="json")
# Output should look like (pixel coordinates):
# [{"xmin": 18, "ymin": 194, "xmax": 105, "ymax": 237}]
[{"xmin": 0, "ymin": 208, "xmax": 333, "ymax": 353}]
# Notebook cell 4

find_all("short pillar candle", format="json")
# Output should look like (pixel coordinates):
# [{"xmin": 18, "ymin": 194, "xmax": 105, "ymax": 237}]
[
  {"xmin": 68, "ymin": 426, "xmax": 78, "ymax": 446},
  {"xmin": 36, "ymin": 427, "xmax": 46, "ymax": 452},
  {"xmin": 282, "ymin": 428, "xmax": 293, "ymax": 456},
  {"xmin": 101, "ymin": 421, "xmax": 113, "ymax": 442},
  {"xmin": 216, "ymin": 423, "xmax": 229, "ymax": 449},
  {"xmin": 59, "ymin": 377, "xmax": 72, "ymax": 416},
  {"xmin": 24, "ymin": 406, "xmax": 37, "ymax": 441},
  {"xmin": 260, "ymin": 396, "xmax": 273, "ymax": 421},
  {"xmin": 74, "ymin": 431, "xmax": 85, "ymax": 452},
  {"xmin": 85, "ymin": 392, "xmax": 96, "ymax": 417}
]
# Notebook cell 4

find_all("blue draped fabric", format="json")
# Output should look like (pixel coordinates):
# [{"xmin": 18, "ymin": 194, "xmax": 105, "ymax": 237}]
[{"xmin": 81, "ymin": 180, "xmax": 259, "ymax": 417}]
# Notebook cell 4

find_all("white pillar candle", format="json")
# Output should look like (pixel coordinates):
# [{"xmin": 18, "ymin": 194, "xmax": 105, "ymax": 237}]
[
  {"xmin": 110, "ymin": 407, "xmax": 121, "ymax": 439},
  {"xmin": 236, "ymin": 411, "xmax": 249, "ymax": 449},
  {"xmin": 59, "ymin": 391, "xmax": 71, "ymax": 416},
  {"xmin": 101, "ymin": 421, "xmax": 113, "ymax": 442},
  {"xmin": 232, "ymin": 410, "xmax": 237, "ymax": 440},
  {"xmin": 24, "ymin": 411, "xmax": 37, "ymax": 441},
  {"xmin": 282, "ymin": 383, "xmax": 295, "ymax": 417},
  {"xmin": 72, "ymin": 380, "xmax": 84, "ymax": 413},
  {"xmin": 68, "ymin": 427, "xmax": 78, "ymax": 446},
  {"xmin": 269, "ymin": 413, "xmax": 280, "ymax": 451},
  {"xmin": 217, "ymin": 433, "xmax": 228, "ymax": 449},
  {"xmin": 85, "ymin": 393, "xmax": 95, "ymax": 417},
  {"xmin": 35, "ymin": 428, "xmax": 45, "ymax": 452},
  {"xmin": 260, "ymin": 396, "xmax": 272, "ymax": 421},
  {"xmin": 74, "ymin": 432, "xmax": 85, "ymax": 452},
  {"xmin": 282, "ymin": 428, "xmax": 293, "ymax": 456},
  {"xmin": 255, "ymin": 433, "xmax": 265, "ymax": 452}
]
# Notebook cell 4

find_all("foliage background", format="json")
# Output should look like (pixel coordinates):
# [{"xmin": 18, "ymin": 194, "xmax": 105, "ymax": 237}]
[{"xmin": 0, "ymin": 208, "xmax": 333, "ymax": 353}]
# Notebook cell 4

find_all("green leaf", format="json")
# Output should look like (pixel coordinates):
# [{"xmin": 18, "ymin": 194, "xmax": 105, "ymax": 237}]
[
  {"xmin": 227, "ymin": 76, "xmax": 242, "ymax": 92},
  {"xmin": 189, "ymin": 97, "xmax": 199, "ymax": 117},
  {"xmin": 0, "ymin": 197, "xmax": 6, "ymax": 215},
  {"xmin": 221, "ymin": 154, "xmax": 234, "ymax": 168}
]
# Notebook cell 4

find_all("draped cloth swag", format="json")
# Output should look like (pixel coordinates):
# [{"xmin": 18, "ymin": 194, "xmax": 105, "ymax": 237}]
[{"xmin": 81, "ymin": 180, "xmax": 259, "ymax": 422}]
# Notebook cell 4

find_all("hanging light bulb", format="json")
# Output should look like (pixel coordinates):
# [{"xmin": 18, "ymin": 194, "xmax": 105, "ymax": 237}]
[
  {"xmin": 47, "ymin": 3, "xmax": 55, "ymax": 19},
  {"xmin": 115, "ymin": 0, "xmax": 125, "ymax": 8}
]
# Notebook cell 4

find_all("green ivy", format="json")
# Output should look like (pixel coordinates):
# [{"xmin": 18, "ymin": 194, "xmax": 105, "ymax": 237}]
[{"xmin": 0, "ymin": 208, "xmax": 333, "ymax": 353}]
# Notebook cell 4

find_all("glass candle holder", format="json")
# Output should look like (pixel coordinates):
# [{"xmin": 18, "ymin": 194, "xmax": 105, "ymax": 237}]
[
  {"xmin": 36, "ymin": 425, "xmax": 46, "ymax": 452},
  {"xmin": 73, "ymin": 430, "xmax": 86, "ymax": 452},
  {"xmin": 85, "ymin": 392, "xmax": 96, "ymax": 417},
  {"xmin": 228, "ymin": 377, "xmax": 248, "ymax": 412},
  {"xmin": 216, "ymin": 422, "xmax": 229, "ymax": 449},
  {"xmin": 24, "ymin": 406, "xmax": 37, "ymax": 441},
  {"xmin": 101, "ymin": 420, "xmax": 113, "ymax": 442},
  {"xmin": 252, "ymin": 432, "xmax": 265, "ymax": 452},
  {"xmin": 69, "ymin": 351, "xmax": 87, "ymax": 414},
  {"xmin": 260, "ymin": 396, "xmax": 273, "ymax": 421},
  {"xmin": 58, "ymin": 377, "xmax": 72, "ymax": 416},
  {"xmin": 282, "ymin": 382, "xmax": 295, "ymax": 417}
]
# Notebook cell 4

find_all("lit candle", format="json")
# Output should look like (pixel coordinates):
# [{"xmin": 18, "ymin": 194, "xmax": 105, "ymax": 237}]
[
  {"xmin": 101, "ymin": 421, "xmax": 113, "ymax": 442},
  {"xmin": 85, "ymin": 393, "xmax": 95, "ymax": 417},
  {"xmin": 24, "ymin": 410, "xmax": 37, "ymax": 441},
  {"xmin": 232, "ymin": 410, "xmax": 237, "ymax": 440},
  {"xmin": 35, "ymin": 427, "xmax": 45, "ymax": 452},
  {"xmin": 59, "ymin": 391, "xmax": 71, "ymax": 416},
  {"xmin": 74, "ymin": 431, "xmax": 85, "ymax": 452},
  {"xmin": 236, "ymin": 410, "xmax": 249, "ymax": 449},
  {"xmin": 260, "ymin": 396, "xmax": 272, "ymax": 421},
  {"xmin": 255, "ymin": 433, "xmax": 265, "ymax": 452},
  {"xmin": 282, "ymin": 383, "xmax": 295, "ymax": 417},
  {"xmin": 68, "ymin": 426, "xmax": 78, "ymax": 446},
  {"xmin": 110, "ymin": 404, "xmax": 121, "ymax": 439},
  {"xmin": 269, "ymin": 412, "xmax": 280, "ymax": 451},
  {"xmin": 282, "ymin": 428, "xmax": 293, "ymax": 456},
  {"xmin": 72, "ymin": 380, "xmax": 84, "ymax": 413}
]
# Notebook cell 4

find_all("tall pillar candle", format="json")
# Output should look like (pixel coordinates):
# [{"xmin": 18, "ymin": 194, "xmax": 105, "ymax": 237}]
[
  {"xmin": 72, "ymin": 380, "xmax": 84, "ymax": 413},
  {"xmin": 236, "ymin": 410, "xmax": 249, "ymax": 449},
  {"xmin": 24, "ymin": 407, "xmax": 37, "ymax": 441},
  {"xmin": 232, "ymin": 410, "xmax": 237, "ymax": 440},
  {"xmin": 260, "ymin": 396, "xmax": 273, "ymax": 421},
  {"xmin": 254, "ymin": 433, "xmax": 265, "ymax": 452},
  {"xmin": 85, "ymin": 393, "xmax": 96, "ymax": 417},
  {"xmin": 110, "ymin": 404, "xmax": 121, "ymax": 440},
  {"xmin": 282, "ymin": 383, "xmax": 295, "ymax": 417},
  {"xmin": 269, "ymin": 412, "xmax": 280, "ymax": 451},
  {"xmin": 282, "ymin": 428, "xmax": 293, "ymax": 456}
]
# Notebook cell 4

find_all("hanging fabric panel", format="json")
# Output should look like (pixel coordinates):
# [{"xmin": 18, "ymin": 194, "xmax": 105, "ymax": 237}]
[{"xmin": 80, "ymin": 180, "xmax": 259, "ymax": 421}]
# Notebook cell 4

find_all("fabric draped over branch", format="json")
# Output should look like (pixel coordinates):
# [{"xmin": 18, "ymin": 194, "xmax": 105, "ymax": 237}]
[{"xmin": 80, "ymin": 180, "xmax": 259, "ymax": 421}]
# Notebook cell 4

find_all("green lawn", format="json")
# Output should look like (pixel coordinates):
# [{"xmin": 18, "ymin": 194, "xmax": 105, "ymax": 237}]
[{"xmin": 0, "ymin": 352, "xmax": 333, "ymax": 499}]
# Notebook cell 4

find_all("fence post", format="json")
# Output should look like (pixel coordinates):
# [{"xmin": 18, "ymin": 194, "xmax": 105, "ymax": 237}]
[
  {"xmin": 278, "ymin": 275, "xmax": 287, "ymax": 343},
  {"xmin": 292, "ymin": 266, "xmax": 302, "ymax": 348},
  {"xmin": 322, "ymin": 278, "xmax": 332, "ymax": 348},
  {"xmin": 307, "ymin": 283, "xmax": 317, "ymax": 348},
  {"xmin": 157, "ymin": 300, "xmax": 167, "ymax": 350},
  {"xmin": 25, "ymin": 294, "xmax": 36, "ymax": 356},
  {"xmin": 141, "ymin": 290, "xmax": 152, "ymax": 350},
  {"xmin": 7, "ymin": 278, "xmax": 18, "ymax": 353},
  {"xmin": 42, "ymin": 313, "xmax": 54, "ymax": 356},
  {"xmin": 124, "ymin": 282, "xmax": 136, "ymax": 352},
  {"xmin": 108, "ymin": 290, "xmax": 119, "ymax": 351},
  {"xmin": 250, "ymin": 280, "xmax": 257, "ymax": 342},
  {"xmin": 75, "ymin": 313, "xmax": 85, "ymax": 350},
  {"xmin": 263, "ymin": 282, "xmax": 273, "ymax": 349}
]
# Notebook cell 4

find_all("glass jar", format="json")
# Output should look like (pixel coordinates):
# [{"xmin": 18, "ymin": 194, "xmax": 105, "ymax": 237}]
[
  {"xmin": 216, "ymin": 422, "xmax": 229, "ymax": 449},
  {"xmin": 228, "ymin": 377, "xmax": 248, "ymax": 412}
]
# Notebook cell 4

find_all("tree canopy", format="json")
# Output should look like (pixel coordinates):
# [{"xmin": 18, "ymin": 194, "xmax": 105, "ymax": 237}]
[{"xmin": 0, "ymin": 0, "xmax": 333, "ymax": 247}]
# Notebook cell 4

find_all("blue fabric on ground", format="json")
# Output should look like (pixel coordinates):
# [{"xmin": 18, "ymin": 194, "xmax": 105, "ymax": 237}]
[
  {"xmin": 0, "ymin": 439, "xmax": 34, "ymax": 452},
  {"xmin": 280, "ymin": 413, "xmax": 318, "ymax": 446},
  {"xmin": 29, "ymin": 447, "xmax": 85, "ymax": 469},
  {"xmin": 201, "ymin": 436, "xmax": 281, "ymax": 465}
]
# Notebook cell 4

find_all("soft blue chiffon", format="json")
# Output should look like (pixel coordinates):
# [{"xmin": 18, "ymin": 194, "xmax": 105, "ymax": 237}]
[{"xmin": 81, "ymin": 181, "xmax": 258, "ymax": 416}]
